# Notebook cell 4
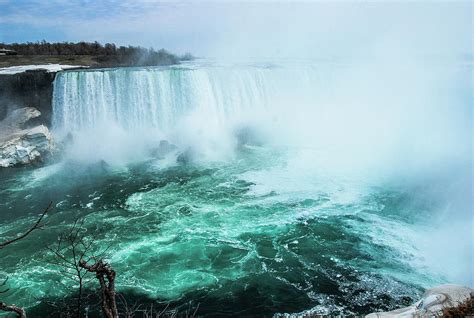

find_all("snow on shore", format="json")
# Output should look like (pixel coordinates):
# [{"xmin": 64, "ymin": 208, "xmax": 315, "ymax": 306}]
[{"xmin": 0, "ymin": 64, "xmax": 87, "ymax": 74}]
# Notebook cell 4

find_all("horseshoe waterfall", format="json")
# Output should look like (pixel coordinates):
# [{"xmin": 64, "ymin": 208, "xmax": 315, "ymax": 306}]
[{"xmin": 0, "ymin": 61, "xmax": 471, "ymax": 316}]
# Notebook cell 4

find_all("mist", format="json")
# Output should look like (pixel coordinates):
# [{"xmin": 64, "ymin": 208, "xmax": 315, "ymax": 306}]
[
  {"xmin": 5, "ymin": 0, "xmax": 470, "ymax": 289},
  {"xmin": 1, "ymin": 2, "xmax": 473, "ymax": 315}
]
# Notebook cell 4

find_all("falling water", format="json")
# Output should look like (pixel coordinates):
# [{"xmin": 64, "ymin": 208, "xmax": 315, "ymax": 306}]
[
  {"xmin": 52, "ymin": 64, "xmax": 291, "ymax": 133},
  {"xmin": 0, "ymin": 60, "xmax": 471, "ymax": 316}
]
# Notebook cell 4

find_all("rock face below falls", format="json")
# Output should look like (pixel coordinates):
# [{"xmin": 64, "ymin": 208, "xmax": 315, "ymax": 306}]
[
  {"xmin": 0, "ymin": 107, "xmax": 55, "ymax": 167},
  {"xmin": 0, "ymin": 69, "xmax": 57, "ymax": 126}
]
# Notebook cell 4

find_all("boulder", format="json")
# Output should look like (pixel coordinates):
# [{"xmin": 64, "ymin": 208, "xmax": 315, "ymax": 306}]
[
  {"xmin": 0, "ymin": 107, "xmax": 41, "ymax": 137},
  {"xmin": 2, "ymin": 107, "xmax": 40, "ymax": 127},
  {"xmin": 150, "ymin": 139, "xmax": 177, "ymax": 159},
  {"xmin": 235, "ymin": 125, "xmax": 266, "ymax": 147},
  {"xmin": 366, "ymin": 284, "xmax": 473, "ymax": 318},
  {"xmin": 0, "ymin": 107, "xmax": 55, "ymax": 168},
  {"xmin": 176, "ymin": 147, "xmax": 195, "ymax": 164},
  {"xmin": 0, "ymin": 70, "xmax": 56, "ymax": 126}
]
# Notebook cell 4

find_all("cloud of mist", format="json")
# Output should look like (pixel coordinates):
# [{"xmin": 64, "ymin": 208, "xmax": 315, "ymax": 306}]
[{"xmin": 2, "ymin": 0, "xmax": 471, "ymax": 287}]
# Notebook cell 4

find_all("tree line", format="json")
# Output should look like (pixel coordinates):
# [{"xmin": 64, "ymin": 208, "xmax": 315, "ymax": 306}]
[{"xmin": 0, "ymin": 41, "xmax": 194, "ymax": 66}]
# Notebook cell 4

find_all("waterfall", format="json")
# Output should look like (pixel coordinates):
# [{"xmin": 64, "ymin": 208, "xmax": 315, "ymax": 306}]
[
  {"xmin": 50, "ymin": 60, "xmax": 470, "ymax": 170},
  {"xmin": 50, "ymin": 63, "xmax": 336, "ymax": 163},
  {"xmin": 51, "ymin": 63, "xmax": 336, "ymax": 134},
  {"xmin": 53, "ymin": 65, "xmax": 283, "ymax": 133}
]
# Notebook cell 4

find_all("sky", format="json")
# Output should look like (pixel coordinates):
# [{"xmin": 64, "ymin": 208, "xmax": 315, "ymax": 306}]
[{"xmin": 0, "ymin": 0, "xmax": 471, "ymax": 59}]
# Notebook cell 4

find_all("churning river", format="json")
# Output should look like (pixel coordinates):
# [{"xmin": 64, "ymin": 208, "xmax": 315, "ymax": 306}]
[{"xmin": 0, "ymin": 60, "xmax": 472, "ymax": 316}]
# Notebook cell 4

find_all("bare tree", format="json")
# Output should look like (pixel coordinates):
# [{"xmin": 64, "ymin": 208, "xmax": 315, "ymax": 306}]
[
  {"xmin": 79, "ymin": 259, "xmax": 118, "ymax": 318},
  {"xmin": 0, "ymin": 303, "xmax": 25, "ymax": 318},
  {"xmin": 1, "ymin": 207, "xmax": 194, "ymax": 318},
  {"xmin": 0, "ymin": 202, "xmax": 53, "ymax": 318},
  {"xmin": 0, "ymin": 278, "xmax": 25, "ymax": 318},
  {"xmin": 46, "ymin": 217, "xmax": 110, "ymax": 318}
]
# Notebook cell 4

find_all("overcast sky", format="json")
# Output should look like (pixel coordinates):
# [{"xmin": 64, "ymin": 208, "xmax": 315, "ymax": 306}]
[{"xmin": 0, "ymin": 0, "xmax": 471, "ymax": 59}]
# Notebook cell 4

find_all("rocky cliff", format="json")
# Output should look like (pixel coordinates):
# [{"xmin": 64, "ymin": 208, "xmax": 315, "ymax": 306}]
[
  {"xmin": 0, "ymin": 107, "xmax": 55, "ymax": 167},
  {"xmin": 0, "ymin": 66, "xmax": 83, "ymax": 168},
  {"xmin": 0, "ymin": 69, "xmax": 56, "ymax": 127}
]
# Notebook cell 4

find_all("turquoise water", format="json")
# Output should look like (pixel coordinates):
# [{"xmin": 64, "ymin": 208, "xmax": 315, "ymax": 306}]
[
  {"xmin": 1, "ymin": 61, "xmax": 471, "ymax": 316},
  {"xmin": 0, "ymin": 145, "xmax": 451, "ymax": 316}
]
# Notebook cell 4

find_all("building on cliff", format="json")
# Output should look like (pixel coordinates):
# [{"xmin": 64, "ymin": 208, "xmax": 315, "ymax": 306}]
[{"xmin": 0, "ymin": 48, "xmax": 17, "ymax": 56}]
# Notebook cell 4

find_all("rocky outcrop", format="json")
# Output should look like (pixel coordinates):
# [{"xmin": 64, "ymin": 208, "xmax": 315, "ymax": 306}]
[
  {"xmin": 150, "ymin": 140, "xmax": 178, "ymax": 159},
  {"xmin": 0, "ymin": 65, "xmax": 88, "ymax": 127},
  {"xmin": 0, "ymin": 106, "xmax": 41, "ymax": 132},
  {"xmin": 0, "ymin": 69, "xmax": 56, "ymax": 126},
  {"xmin": 366, "ymin": 285, "xmax": 473, "ymax": 318},
  {"xmin": 273, "ymin": 285, "xmax": 472, "ymax": 318},
  {"xmin": 0, "ymin": 107, "xmax": 55, "ymax": 168}
]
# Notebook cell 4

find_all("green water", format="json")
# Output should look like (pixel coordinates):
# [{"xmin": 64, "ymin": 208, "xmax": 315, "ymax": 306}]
[{"xmin": 0, "ymin": 145, "xmax": 449, "ymax": 316}]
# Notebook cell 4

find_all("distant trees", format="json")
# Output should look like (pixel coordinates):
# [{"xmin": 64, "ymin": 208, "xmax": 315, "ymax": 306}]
[{"xmin": 0, "ymin": 41, "xmax": 193, "ymax": 66}]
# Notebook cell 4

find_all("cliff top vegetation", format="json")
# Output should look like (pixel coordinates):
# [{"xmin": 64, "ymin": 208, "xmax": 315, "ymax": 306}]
[{"xmin": 0, "ymin": 40, "xmax": 193, "ymax": 68}]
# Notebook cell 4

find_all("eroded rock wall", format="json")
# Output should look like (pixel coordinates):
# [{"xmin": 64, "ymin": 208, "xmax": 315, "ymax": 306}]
[{"xmin": 0, "ymin": 70, "xmax": 56, "ymax": 126}]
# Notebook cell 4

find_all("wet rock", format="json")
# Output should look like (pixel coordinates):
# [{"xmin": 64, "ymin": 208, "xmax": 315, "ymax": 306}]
[
  {"xmin": 0, "ymin": 70, "xmax": 56, "ymax": 126},
  {"xmin": 150, "ymin": 140, "xmax": 177, "ymax": 158},
  {"xmin": 177, "ymin": 204, "xmax": 193, "ymax": 216},
  {"xmin": 0, "ymin": 125, "xmax": 54, "ymax": 167},
  {"xmin": 366, "ymin": 284, "xmax": 473, "ymax": 318},
  {"xmin": 0, "ymin": 107, "xmax": 41, "ymax": 133},
  {"xmin": 176, "ymin": 147, "xmax": 195, "ymax": 165},
  {"xmin": 0, "ymin": 107, "xmax": 55, "ymax": 168},
  {"xmin": 235, "ymin": 125, "xmax": 266, "ymax": 147}
]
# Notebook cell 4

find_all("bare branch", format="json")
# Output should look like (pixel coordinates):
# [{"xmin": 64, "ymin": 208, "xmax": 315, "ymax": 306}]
[
  {"xmin": 79, "ymin": 259, "xmax": 118, "ymax": 318},
  {"xmin": 0, "ymin": 202, "xmax": 53, "ymax": 250},
  {"xmin": 0, "ymin": 203, "xmax": 53, "ymax": 318},
  {"xmin": 0, "ymin": 278, "xmax": 9, "ymax": 294},
  {"xmin": 0, "ymin": 302, "xmax": 26, "ymax": 318}
]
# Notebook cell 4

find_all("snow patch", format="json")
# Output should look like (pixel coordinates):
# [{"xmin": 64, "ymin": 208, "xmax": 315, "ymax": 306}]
[{"xmin": 0, "ymin": 64, "xmax": 87, "ymax": 75}]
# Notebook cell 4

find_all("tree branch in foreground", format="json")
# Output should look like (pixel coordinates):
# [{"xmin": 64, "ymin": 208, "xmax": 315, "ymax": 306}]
[
  {"xmin": 79, "ymin": 259, "xmax": 118, "ymax": 318},
  {"xmin": 0, "ymin": 202, "xmax": 53, "ymax": 317},
  {"xmin": 0, "ymin": 201, "xmax": 52, "ymax": 249},
  {"xmin": 0, "ymin": 302, "xmax": 26, "ymax": 318}
]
